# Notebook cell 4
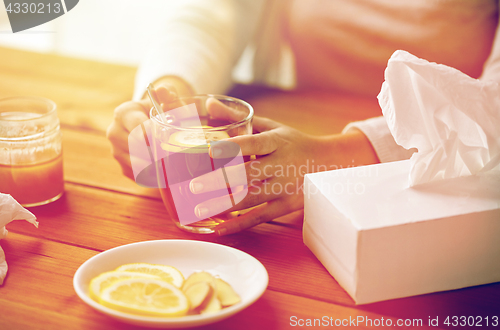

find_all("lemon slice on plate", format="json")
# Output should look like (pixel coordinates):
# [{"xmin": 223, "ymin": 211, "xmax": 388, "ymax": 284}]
[
  {"xmin": 114, "ymin": 263, "xmax": 184, "ymax": 287},
  {"xmin": 89, "ymin": 271, "xmax": 159, "ymax": 301},
  {"xmin": 99, "ymin": 278, "xmax": 189, "ymax": 317}
]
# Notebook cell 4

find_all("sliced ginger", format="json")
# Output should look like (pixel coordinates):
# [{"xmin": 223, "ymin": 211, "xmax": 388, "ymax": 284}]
[
  {"xmin": 182, "ymin": 271, "xmax": 217, "ymax": 291},
  {"xmin": 184, "ymin": 281, "xmax": 212, "ymax": 310},
  {"xmin": 215, "ymin": 278, "xmax": 241, "ymax": 307},
  {"xmin": 200, "ymin": 290, "xmax": 222, "ymax": 314},
  {"xmin": 181, "ymin": 271, "xmax": 240, "ymax": 314}
]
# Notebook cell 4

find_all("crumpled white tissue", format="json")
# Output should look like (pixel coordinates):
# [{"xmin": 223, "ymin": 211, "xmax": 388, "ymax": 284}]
[
  {"xmin": 0, "ymin": 193, "xmax": 38, "ymax": 285},
  {"xmin": 378, "ymin": 50, "xmax": 500, "ymax": 186}
]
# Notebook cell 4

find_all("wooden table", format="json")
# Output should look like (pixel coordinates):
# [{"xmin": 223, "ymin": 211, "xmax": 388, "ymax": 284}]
[{"xmin": 0, "ymin": 46, "xmax": 499, "ymax": 330}]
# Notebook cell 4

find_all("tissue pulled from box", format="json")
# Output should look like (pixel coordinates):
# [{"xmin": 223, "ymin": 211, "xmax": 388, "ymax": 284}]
[
  {"xmin": 378, "ymin": 50, "xmax": 500, "ymax": 186},
  {"xmin": 0, "ymin": 193, "xmax": 38, "ymax": 285}
]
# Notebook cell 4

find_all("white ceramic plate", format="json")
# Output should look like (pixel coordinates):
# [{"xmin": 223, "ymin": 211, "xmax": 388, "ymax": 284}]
[{"xmin": 73, "ymin": 240, "xmax": 268, "ymax": 328}]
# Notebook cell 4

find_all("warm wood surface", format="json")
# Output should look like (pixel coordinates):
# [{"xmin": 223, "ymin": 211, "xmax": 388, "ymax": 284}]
[{"xmin": 1, "ymin": 46, "xmax": 499, "ymax": 330}]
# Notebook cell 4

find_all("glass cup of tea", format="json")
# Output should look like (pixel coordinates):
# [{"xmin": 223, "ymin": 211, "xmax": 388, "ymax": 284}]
[
  {"xmin": 149, "ymin": 94, "xmax": 253, "ymax": 234},
  {"xmin": 0, "ymin": 97, "xmax": 64, "ymax": 207}
]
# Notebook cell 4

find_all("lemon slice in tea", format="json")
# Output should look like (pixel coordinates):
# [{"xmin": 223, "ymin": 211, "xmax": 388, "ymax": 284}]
[
  {"xmin": 161, "ymin": 129, "xmax": 230, "ymax": 153},
  {"xmin": 99, "ymin": 278, "xmax": 189, "ymax": 317},
  {"xmin": 114, "ymin": 263, "xmax": 184, "ymax": 287}
]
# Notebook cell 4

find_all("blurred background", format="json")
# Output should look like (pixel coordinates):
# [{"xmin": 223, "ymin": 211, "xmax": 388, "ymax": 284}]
[
  {"xmin": 0, "ymin": 0, "xmax": 183, "ymax": 65},
  {"xmin": 0, "ymin": 0, "xmax": 261, "ymax": 87}
]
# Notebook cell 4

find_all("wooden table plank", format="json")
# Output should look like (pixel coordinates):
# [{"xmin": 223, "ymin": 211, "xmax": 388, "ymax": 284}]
[
  {"xmin": 1, "ymin": 287, "xmax": 400, "ymax": 330},
  {"xmin": 62, "ymin": 128, "xmax": 159, "ymax": 198},
  {"xmin": 7, "ymin": 183, "xmax": 354, "ymax": 306},
  {"xmin": 245, "ymin": 89, "xmax": 382, "ymax": 136},
  {"xmin": 0, "ymin": 233, "xmax": 396, "ymax": 330},
  {"xmin": 0, "ymin": 46, "xmax": 135, "ymax": 133},
  {"xmin": 0, "ymin": 47, "xmax": 382, "ymax": 137},
  {"xmin": 7, "ymin": 183, "xmax": 500, "ymax": 325}
]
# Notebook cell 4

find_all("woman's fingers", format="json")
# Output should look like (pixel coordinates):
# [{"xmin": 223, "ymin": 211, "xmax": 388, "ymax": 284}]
[
  {"xmin": 205, "ymin": 101, "xmax": 282, "ymax": 155},
  {"xmin": 192, "ymin": 171, "xmax": 300, "ymax": 219},
  {"xmin": 108, "ymin": 103, "xmax": 148, "ymax": 180},
  {"xmin": 156, "ymin": 86, "xmax": 174, "ymax": 103},
  {"xmin": 113, "ymin": 101, "xmax": 150, "ymax": 133},
  {"xmin": 206, "ymin": 101, "xmax": 280, "ymax": 133},
  {"xmin": 106, "ymin": 120, "xmax": 129, "ymax": 151},
  {"xmin": 211, "ymin": 116, "xmax": 282, "ymax": 157},
  {"xmin": 193, "ymin": 181, "xmax": 276, "ymax": 220},
  {"xmin": 206, "ymin": 97, "xmax": 248, "ymax": 122},
  {"xmin": 108, "ymin": 81, "xmax": 193, "ymax": 184},
  {"xmin": 231, "ymin": 176, "xmax": 297, "ymax": 211},
  {"xmin": 109, "ymin": 97, "xmax": 160, "ymax": 183},
  {"xmin": 189, "ymin": 165, "xmax": 247, "ymax": 194},
  {"xmin": 159, "ymin": 88, "xmax": 186, "ymax": 112},
  {"xmin": 216, "ymin": 203, "xmax": 268, "ymax": 236},
  {"xmin": 189, "ymin": 156, "xmax": 276, "ymax": 194},
  {"xmin": 223, "ymin": 130, "xmax": 280, "ymax": 156},
  {"xmin": 108, "ymin": 109, "xmax": 154, "ymax": 158},
  {"xmin": 150, "ymin": 85, "xmax": 186, "ymax": 115},
  {"xmin": 215, "ymin": 196, "xmax": 301, "ymax": 236}
]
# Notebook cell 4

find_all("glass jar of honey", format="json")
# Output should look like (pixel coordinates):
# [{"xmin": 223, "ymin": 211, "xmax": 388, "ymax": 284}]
[{"xmin": 0, "ymin": 97, "xmax": 64, "ymax": 207}]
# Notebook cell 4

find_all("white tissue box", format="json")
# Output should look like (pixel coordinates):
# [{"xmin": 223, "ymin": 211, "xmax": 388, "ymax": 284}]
[{"xmin": 303, "ymin": 160, "xmax": 500, "ymax": 305}]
